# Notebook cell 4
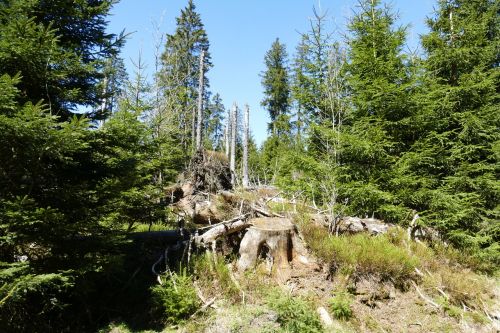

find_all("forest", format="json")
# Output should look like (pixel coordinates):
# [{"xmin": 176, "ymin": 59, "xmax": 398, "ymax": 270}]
[{"xmin": 0, "ymin": 0, "xmax": 498, "ymax": 332}]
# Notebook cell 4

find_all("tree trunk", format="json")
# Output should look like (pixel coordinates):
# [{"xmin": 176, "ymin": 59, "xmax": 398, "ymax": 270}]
[
  {"xmin": 196, "ymin": 50, "xmax": 205, "ymax": 150},
  {"xmin": 237, "ymin": 218, "xmax": 310, "ymax": 277},
  {"xmin": 230, "ymin": 102, "xmax": 237, "ymax": 186},
  {"xmin": 224, "ymin": 116, "xmax": 230, "ymax": 157},
  {"xmin": 242, "ymin": 104, "xmax": 249, "ymax": 188}
]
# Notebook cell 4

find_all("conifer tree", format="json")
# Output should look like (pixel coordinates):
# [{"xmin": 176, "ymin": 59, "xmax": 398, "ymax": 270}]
[
  {"xmin": 206, "ymin": 93, "xmax": 226, "ymax": 150},
  {"xmin": 395, "ymin": 0, "xmax": 499, "ymax": 260},
  {"xmin": 338, "ymin": 0, "xmax": 414, "ymax": 220},
  {"xmin": 159, "ymin": 0, "xmax": 211, "ymax": 151},
  {"xmin": 261, "ymin": 38, "xmax": 291, "ymax": 138},
  {"xmin": 0, "ymin": 0, "xmax": 122, "ymax": 120}
]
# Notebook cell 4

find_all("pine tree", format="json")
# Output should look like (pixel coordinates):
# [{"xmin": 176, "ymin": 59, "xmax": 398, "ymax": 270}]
[
  {"xmin": 206, "ymin": 93, "xmax": 226, "ymax": 150},
  {"xmin": 0, "ymin": 0, "xmax": 122, "ymax": 120},
  {"xmin": 261, "ymin": 38, "xmax": 291, "ymax": 138},
  {"xmin": 338, "ymin": 0, "xmax": 414, "ymax": 220},
  {"xmin": 395, "ymin": 0, "xmax": 499, "ymax": 261},
  {"xmin": 159, "ymin": 0, "xmax": 211, "ymax": 151}
]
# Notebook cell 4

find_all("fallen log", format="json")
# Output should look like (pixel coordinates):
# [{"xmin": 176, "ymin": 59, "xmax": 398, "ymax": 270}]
[
  {"xmin": 311, "ymin": 214, "xmax": 391, "ymax": 235},
  {"xmin": 194, "ymin": 217, "xmax": 251, "ymax": 245}
]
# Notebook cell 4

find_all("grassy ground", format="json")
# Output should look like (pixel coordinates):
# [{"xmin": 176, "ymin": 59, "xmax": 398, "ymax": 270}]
[{"xmin": 99, "ymin": 200, "xmax": 499, "ymax": 333}]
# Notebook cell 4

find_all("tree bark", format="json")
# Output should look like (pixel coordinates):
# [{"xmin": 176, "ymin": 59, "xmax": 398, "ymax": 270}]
[
  {"xmin": 196, "ymin": 50, "xmax": 205, "ymax": 150},
  {"xmin": 237, "ymin": 217, "xmax": 309, "ymax": 273},
  {"xmin": 224, "ymin": 107, "xmax": 231, "ymax": 157},
  {"xmin": 230, "ymin": 102, "xmax": 237, "ymax": 186},
  {"xmin": 242, "ymin": 104, "xmax": 249, "ymax": 188}
]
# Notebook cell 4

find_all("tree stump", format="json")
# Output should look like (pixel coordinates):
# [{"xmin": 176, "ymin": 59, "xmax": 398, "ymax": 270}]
[{"xmin": 237, "ymin": 218, "xmax": 309, "ymax": 275}]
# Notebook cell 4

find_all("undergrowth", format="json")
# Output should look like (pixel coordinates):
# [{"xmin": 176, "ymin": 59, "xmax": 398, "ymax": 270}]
[
  {"xmin": 150, "ymin": 269, "xmax": 200, "ymax": 325},
  {"xmin": 297, "ymin": 214, "xmax": 497, "ymax": 324},
  {"xmin": 329, "ymin": 291, "xmax": 354, "ymax": 320},
  {"xmin": 266, "ymin": 289, "xmax": 323, "ymax": 333},
  {"xmin": 300, "ymin": 222, "xmax": 419, "ymax": 284},
  {"xmin": 193, "ymin": 252, "xmax": 242, "ymax": 302}
]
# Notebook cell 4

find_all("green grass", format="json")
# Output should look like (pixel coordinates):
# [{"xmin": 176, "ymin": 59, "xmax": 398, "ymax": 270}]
[
  {"xmin": 300, "ymin": 222, "xmax": 419, "ymax": 283},
  {"xmin": 193, "ymin": 253, "xmax": 242, "ymax": 302}
]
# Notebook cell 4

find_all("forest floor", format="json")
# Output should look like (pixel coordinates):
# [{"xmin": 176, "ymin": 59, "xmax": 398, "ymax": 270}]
[{"xmin": 100, "ymin": 187, "xmax": 500, "ymax": 333}]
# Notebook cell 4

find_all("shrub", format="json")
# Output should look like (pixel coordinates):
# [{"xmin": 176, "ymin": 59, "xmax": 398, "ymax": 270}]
[
  {"xmin": 266, "ymin": 289, "xmax": 323, "ymax": 333},
  {"xmin": 151, "ymin": 269, "xmax": 200, "ymax": 324},
  {"xmin": 193, "ymin": 253, "xmax": 241, "ymax": 301},
  {"xmin": 300, "ymin": 223, "xmax": 419, "ymax": 283},
  {"xmin": 329, "ymin": 292, "xmax": 353, "ymax": 320}
]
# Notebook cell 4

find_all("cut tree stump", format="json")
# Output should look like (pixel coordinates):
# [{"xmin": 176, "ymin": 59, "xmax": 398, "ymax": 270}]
[{"xmin": 237, "ymin": 218, "xmax": 310, "ymax": 276}]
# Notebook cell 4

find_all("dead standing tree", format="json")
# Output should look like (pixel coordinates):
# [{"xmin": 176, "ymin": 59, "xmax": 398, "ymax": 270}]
[
  {"xmin": 242, "ymin": 104, "xmax": 249, "ymax": 188},
  {"xmin": 195, "ymin": 50, "xmax": 205, "ymax": 150},
  {"xmin": 230, "ymin": 102, "xmax": 237, "ymax": 186}
]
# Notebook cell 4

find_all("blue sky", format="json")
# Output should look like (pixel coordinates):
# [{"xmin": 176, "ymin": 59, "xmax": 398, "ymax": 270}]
[{"xmin": 107, "ymin": 0, "xmax": 435, "ymax": 145}]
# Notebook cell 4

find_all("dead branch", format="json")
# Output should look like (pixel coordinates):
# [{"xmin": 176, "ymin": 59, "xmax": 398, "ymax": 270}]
[
  {"xmin": 252, "ymin": 205, "xmax": 285, "ymax": 218},
  {"xmin": 411, "ymin": 280, "xmax": 440, "ymax": 308},
  {"xmin": 194, "ymin": 218, "xmax": 250, "ymax": 245}
]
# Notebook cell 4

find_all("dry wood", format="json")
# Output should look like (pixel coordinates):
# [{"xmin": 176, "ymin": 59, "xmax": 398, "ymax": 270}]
[
  {"xmin": 242, "ymin": 104, "xmax": 249, "ymax": 188},
  {"xmin": 411, "ymin": 280, "xmax": 440, "ymax": 308},
  {"xmin": 195, "ymin": 50, "xmax": 205, "ymax": 149},
  {"xmin": 194, "ymin": 218, "xmax": 250, "ymax": 245},
  {"xmin": 251, "ymin": 205, "xmax": 285, "ymax": 218},
  {"xmin": 230, "ymin": 103, "xmax": 237, "ymax": 185}
]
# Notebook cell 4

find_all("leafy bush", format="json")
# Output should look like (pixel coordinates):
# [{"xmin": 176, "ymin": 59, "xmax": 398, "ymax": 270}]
[
  {"xmin": 151, "ymin": 269, "xmax": 200, "ymax": 324},
  {"xmin": 329, "ymin": 292, "xmax": 353, "ymax": 320},
  {"xmin": 266, "ymin": 289, "xmax": 323, "ymax": 333}
]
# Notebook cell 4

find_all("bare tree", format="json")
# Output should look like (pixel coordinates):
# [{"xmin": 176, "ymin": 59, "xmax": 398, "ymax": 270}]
[
  {"xmin": 224, "ymin": 106, "xmax": 231, "ymax": 157},
  {"xmin": 230, "ymin": 102, "xmax": 238, "ymax": 186},
  {"xmin": 242, "ymin": 104, "xmax": 250, "ymax": 187},
  {"xmin": 195, "ymin": 50, "xmax": 206, "ymax": 150}
]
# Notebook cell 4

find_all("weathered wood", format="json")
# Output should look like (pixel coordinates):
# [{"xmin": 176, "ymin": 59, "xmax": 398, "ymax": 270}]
[
  {"xmin": 237, "ymin": 218, "xmax": 309, "ymax": 273},
  {"xmin": 242, "ymin": 104, "xmax": 249, "ymax": 188},
  {"xmin": 194, "ymin": 218, "xmax": 251, "ymax": 245},
  {"xmin": 195, "ymin": 50, "xmax": 205, "ymax": 149},
  {"xmin": 230, "ymin": 103, "xmax": 237, "ymax": 185},
  {"xmin": 224, "ymin": 108, "xmax": 230, "ymax": 157},
  {"xmin": 311, "ymin": 214, "xmax": 390, "ymax": 235}
]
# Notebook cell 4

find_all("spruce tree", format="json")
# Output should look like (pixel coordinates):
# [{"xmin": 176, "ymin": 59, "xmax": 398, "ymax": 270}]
[
  {"xmin": 338, "ymin": 0, "xmax": 414, "ymax": 220},
  {"xmin": 396, "ymin": 0, "xmax": 499, "ymax": 262},
  {"xmin": 206, "ymin": 93, "xmax": 226, "ymax": 150},
  {"xmin": 261, "ymin": 38, "xmax": 291, "ymax": 138},
  {"xmin": 159, "ymin": 0, "xmax": 211, "ymax": 151},
  {"xmin": 0, "ymin": 0, "xmax": 122, "ymax": 120}
]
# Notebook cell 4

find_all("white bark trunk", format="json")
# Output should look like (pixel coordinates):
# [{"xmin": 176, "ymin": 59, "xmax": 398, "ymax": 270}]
[
  {"xmin": 230, "ymin": 102, "xmax": 237, "ymax": 186},
  {"xmin": 195, "ymin": 50, "xmax": 205, "ymax": 150},
  {"xmin": 242, "ymin": 104, "xmax": 249, "ymax": 188},
  {"xmin": 225, "ymin": 108, "xmax": 231, "ymax": 157}
]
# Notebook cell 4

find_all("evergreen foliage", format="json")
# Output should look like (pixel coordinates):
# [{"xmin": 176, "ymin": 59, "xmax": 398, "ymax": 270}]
[
  {"xmin": 261, "ymin": 38, "xmax": 291, "ymax": 137},
  {"xmin": 159, "ymin": 0, "xmax": 212, "ymax": 152},
  {"xmin": 394, "ymin": 0, "xmax": 500, "ymax": 260},
  {"xmin": 0, "ymin": 0, "xmax": 122, "ymax": 120}
]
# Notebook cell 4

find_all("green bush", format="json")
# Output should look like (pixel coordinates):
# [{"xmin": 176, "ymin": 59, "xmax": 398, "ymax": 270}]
[
  {"xmin": 267, "ymin": 289, "xmax": 323, "ymax": 333},
  {"xmin": 300, "ymin": 223, "xmax": 419, "ymax": 283},
  {"xmin": 329, "ymin": 292, "xmax": 353, "ymax": 320},
  {"xmin": 151, "ymin": 269, "xmax": 200, "ymax": 324}
]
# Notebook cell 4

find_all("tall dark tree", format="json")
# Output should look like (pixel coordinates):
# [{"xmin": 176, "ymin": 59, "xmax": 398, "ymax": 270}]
[
  {"xmin": 395, "ymin": 0, "xmax": 500, "ymax": 260},
  {"xmin": 261, "ymin": 38, "xmax": 291, "ymax": 138},
  {"xmin": 205, "ymin": 93, "xmax": 225, "ymax": 150},
  {"xmin": 0, "ymin": 0, "xmax": 123, "ymax": 120},
  {"xmin": 336, "ymin": 0, "xmax": 414, "ymax": 221},
  {"xmin": 159, "ymin": 0, "xmax": 211, "ymax": 151}
]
